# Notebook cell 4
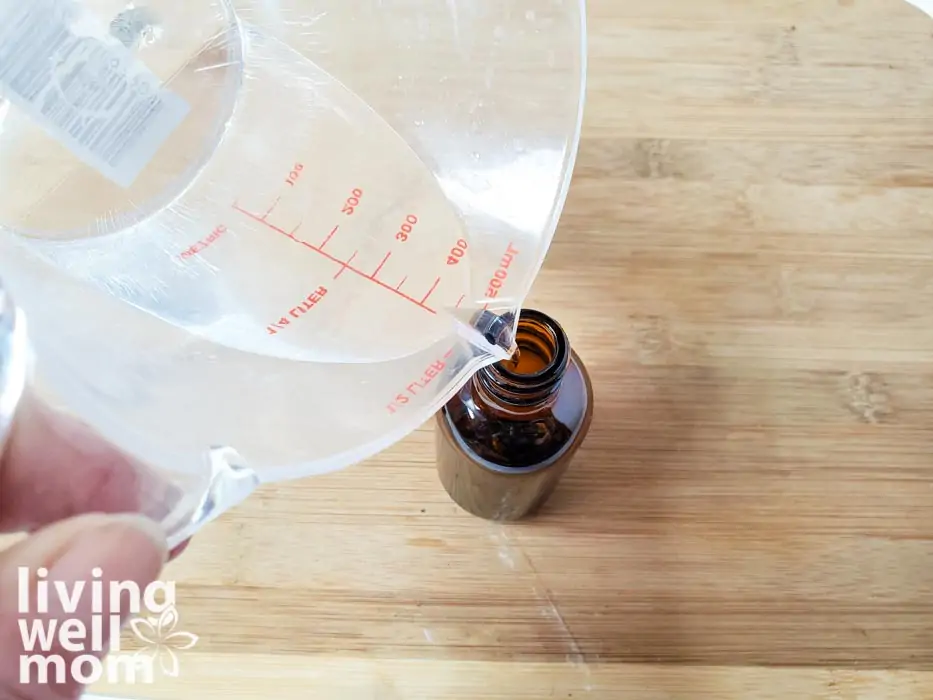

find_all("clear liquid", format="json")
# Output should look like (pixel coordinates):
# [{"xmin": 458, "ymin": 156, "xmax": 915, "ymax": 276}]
[{"xmin": 0, "ymin": 13, "xmax": 476, "ymax": 364}]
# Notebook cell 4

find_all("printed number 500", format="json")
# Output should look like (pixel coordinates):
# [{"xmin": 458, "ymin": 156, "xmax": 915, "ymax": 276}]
[{"xmin": 342, "ymin": 189, "xmax": 364, "ymax": 215}]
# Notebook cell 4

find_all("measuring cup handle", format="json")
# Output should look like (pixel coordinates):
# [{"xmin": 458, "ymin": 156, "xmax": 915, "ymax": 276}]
[
  {"xmin": 0, "ymin": 277, "xmax": 258, "ymax": 547},
  {"xmin": 0, "ymin": 279, "xmax": 30, "ymax": 473}
]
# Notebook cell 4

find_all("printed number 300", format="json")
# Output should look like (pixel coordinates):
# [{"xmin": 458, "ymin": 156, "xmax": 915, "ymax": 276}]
[{"xmin": 396, "ymin": 214, "xmax": 419, "ymax": 242}]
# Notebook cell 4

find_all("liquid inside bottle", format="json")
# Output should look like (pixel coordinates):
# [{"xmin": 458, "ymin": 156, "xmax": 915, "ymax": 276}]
[{"xmin": 435, "ymin": 308, "xmax": 594, "ymax": 521}]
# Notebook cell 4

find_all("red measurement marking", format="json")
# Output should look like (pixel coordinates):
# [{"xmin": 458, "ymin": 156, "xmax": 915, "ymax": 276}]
[
  {"xmin": 421, "ymin": 276, "xmax": 441, "ymax": 306},
  {"xmin": 232, "ymin": 202, "xmax": 437, "ymax": 315},
  {"xmin": 267, "ymin": 286, "xmax": 328, "ymax": 335},
  {"xmin": 180, "ymin": 224, "xmax": 228, "ymax": 260},
  {"xmin": 262, "ymin": 197, "xmax": 281, "ymax": 220},
  {"xmin": 342, "ymin": 188, "xmax": 364, "ymax": 216},
  {"xmin": 456, "ymin": 294, "xmax": 465, "ymax": 309},
  {"xmin": 372, "ymin": 252, "xmax": 391, "ymax": 279},
  {"xmin": 334, "ymin": 251, "xmax": 358, "ymax": 280},
  {"xmin": 386, "ymin": 346, "xmax": 456, "ymax": 414},
  {"xmin": 321, "ymin": 225, "xmax": 339, "ymax": 249},
  {"xmin": 446, "ymin": 239, "xmax": 469, "ymax": 266},
  {"xmin": 396, "ymin": 276, "xmax": 408, "ymax": 290},
  {"xmin": 485, "ymin": 243, "xmax": 520, "ymax": 299},
  {"xmin": 285, "ymin": 163, "xmax": 304, "ymax": 187},
  {"xmin": 396, "ymin": 214, "xmax": 419, "ymax": 242}
]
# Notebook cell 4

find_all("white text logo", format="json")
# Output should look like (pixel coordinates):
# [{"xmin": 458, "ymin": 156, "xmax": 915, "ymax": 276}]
[{"xmin": 17, "ymin": 567, "xmax": 198, "ymax": 685}]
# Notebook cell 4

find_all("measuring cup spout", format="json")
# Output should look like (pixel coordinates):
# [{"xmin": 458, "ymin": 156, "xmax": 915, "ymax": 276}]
[
  {"xmin": 168, "ymin": 447, "xmax": 261, "ymax": 548},
  {"xmin": 0, "ymin": 275, "xmax": 260, "ymax": 548},
  {"xmin": 458, "ymin": 309, "xmax": 519, "ymax": 362}
]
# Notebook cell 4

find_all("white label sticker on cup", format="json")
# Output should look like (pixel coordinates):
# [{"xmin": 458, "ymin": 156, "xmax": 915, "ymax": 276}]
[{"xmin": 0, "ymin": 0, "xmax": 190, "ymax": 188}]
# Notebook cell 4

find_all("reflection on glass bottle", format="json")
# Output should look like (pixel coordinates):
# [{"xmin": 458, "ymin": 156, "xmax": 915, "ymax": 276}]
[{"xmin": 435, "ymin": 308, "xmax": 594, "ymax": 521}]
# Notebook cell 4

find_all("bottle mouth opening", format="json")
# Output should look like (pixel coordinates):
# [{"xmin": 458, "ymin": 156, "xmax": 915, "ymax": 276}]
[
  {"xmin": 476, "ymin": 308, "xmax": 570, "ymax": 406},
  {"xmin": 498, "ymin": 309, "xmax": 568, "ymax": 380}
]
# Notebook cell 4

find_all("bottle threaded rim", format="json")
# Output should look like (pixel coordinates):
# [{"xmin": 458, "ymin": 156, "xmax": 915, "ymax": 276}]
[{"xmin": 475, "ymin": 308, "xmax": 570, "ymax": 408}]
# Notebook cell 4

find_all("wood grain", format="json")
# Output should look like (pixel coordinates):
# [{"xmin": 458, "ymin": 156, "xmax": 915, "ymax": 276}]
[{"xmin": 97, "ymin": 0, "xmax": 933, "ymax": 696}]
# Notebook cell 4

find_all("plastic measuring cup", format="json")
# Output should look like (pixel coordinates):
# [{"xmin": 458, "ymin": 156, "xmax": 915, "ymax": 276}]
[{"xmin": 0, "ymin": 0, "xmax": 587, "ymax": 545}]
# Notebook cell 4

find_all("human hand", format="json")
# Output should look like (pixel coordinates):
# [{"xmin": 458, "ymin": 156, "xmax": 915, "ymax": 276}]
[{"xmin": 0, "ymin": 394, "xmax": 187, "ymax": 700}]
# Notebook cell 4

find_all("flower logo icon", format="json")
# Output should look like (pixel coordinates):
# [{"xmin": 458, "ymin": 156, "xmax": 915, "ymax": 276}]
[{"xmin": 129, "ymin": 606, "xmax": 198, "ymax": 678}]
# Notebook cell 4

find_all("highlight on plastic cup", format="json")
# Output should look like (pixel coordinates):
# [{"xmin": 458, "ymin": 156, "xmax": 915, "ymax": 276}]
[
  {"xmin": 904, "ymin": 0, "xmax": 933, "ymax": 18},
  {"xmin": 0, "ymin": 0, "xmax": 587, "ymax": 543}
]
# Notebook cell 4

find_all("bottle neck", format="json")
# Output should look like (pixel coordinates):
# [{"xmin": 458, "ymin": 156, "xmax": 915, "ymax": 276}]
[{"xmin": 472, "ymin": 309, "xmax": 571, "ymax": 413}]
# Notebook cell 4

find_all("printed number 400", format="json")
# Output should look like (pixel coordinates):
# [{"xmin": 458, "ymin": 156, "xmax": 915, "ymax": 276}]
[{"xmin": 447, "ymin": 239, "xmax": 468, "ymax": 265}]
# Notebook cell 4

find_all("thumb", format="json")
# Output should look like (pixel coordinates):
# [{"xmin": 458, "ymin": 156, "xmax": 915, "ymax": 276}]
[{"xmin": 0, "ymin": 514, "xmax": 168, "ymax": 700}]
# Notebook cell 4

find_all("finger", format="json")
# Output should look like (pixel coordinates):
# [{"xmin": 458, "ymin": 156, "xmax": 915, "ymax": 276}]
[
  {"xmin": 0, "ymin": 513, "xmax": 167, "ymax": 700},
  {"xmin": 0, "ymin": 391, "xmax": 183, "ymax": 533}
]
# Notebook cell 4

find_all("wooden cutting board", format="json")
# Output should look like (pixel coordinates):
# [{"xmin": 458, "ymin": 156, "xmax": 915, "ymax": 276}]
[{"xmin": 98, "ymin": 0, "xmax": 933, "ymax": 697}]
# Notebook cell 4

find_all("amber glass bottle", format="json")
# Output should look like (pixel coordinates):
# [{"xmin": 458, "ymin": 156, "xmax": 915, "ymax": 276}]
[{"xmin": 435, "ymin": 308, "xmax": 594, "ymax": 521}]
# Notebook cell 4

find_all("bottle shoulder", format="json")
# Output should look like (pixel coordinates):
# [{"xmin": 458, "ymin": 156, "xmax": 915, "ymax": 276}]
[{"xmin": 443, "ymin": 353, "xmax": 592, "ymax": 469}]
